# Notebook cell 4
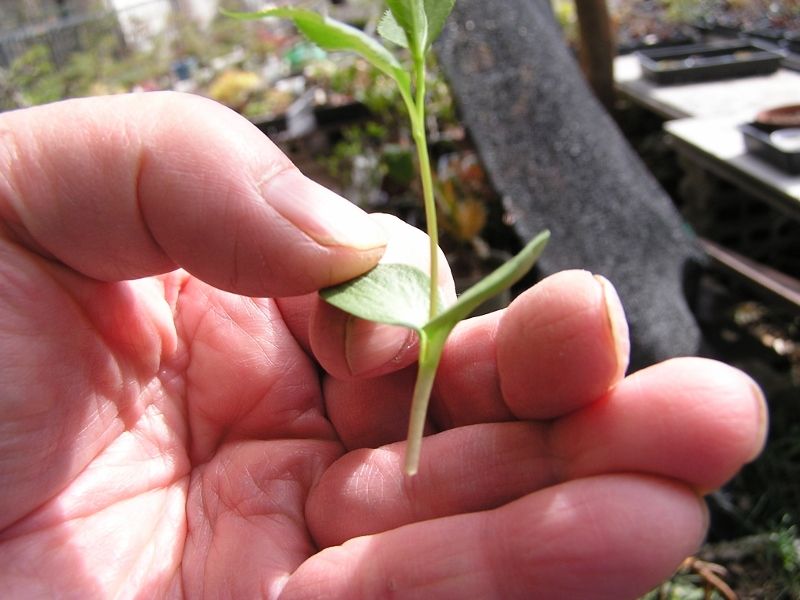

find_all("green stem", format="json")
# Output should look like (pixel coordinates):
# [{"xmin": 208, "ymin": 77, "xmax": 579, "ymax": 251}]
[
  {"xmin": 410, "ymin": 52, "xmax": 439, "ymax": 321},
  {"xmin": 404, "ymin": 331, "xmax": 445, "ymax": 475},
  {"xmin": 398, "ymin": 52, "xmax": 438, "ymax": 321},
  {"xmin": 414, "ymin": 127, "xmax": 439, "ymax": 321},
  {"xmin": 402, "ymin": 53, "xmax": 445, "ymax": 476}
]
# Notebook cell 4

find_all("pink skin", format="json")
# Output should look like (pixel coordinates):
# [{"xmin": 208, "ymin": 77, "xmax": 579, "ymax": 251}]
[{"xmin": 0, "ymin": 93, "xmax": 767, "ymax": 599}]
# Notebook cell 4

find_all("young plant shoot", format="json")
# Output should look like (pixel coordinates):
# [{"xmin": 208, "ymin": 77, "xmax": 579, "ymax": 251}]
[{"xmin": 225, "ymin": 1, "xmax": 549, "ymax": 476}]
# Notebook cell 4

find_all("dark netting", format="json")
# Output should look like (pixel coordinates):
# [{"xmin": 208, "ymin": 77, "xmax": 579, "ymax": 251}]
[{"xmin": 436, "ymin": 0, "xmax": 707, "ymax": 371}]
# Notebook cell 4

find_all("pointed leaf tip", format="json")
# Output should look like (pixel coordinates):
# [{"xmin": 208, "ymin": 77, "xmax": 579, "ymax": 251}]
[
  {"xmin": 423, "ymin": 0, "xmax": 456, "ymax": 46},
  {"xmin": 424, "ymin": 229, "xmax": 550, "ymax": 333}
]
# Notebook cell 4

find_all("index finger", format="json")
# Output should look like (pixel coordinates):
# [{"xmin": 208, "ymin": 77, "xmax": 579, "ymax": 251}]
[{"xmin": 0, "ymin": 92, "xmax": 386, "ymax": 297}]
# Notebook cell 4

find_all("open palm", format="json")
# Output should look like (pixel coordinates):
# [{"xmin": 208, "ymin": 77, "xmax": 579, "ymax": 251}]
[{"xmin": 0, "ymin": 94, "xmax": 766, "ymax": 599}]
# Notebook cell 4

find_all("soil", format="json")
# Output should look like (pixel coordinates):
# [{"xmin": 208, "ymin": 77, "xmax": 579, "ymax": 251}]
[{"xmin": 612, "ymin": 0, "xmax": 800, "ymax": 50}]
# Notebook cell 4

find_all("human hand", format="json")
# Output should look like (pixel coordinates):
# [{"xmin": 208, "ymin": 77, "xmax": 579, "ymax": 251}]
[{"xmin": 0, "ymin": 93, "xmax": 766, "ymax": 599}]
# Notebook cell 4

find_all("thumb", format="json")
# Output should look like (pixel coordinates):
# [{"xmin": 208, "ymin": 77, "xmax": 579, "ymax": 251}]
[{"xmin": 0, "ymin": 92, "xmax": 386, "ymax": 296}]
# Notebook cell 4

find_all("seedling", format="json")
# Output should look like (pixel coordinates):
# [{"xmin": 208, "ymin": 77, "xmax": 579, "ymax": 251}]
[{"xmin": 225, "ymin": 1, "xmax": 549, "ymax": 475}]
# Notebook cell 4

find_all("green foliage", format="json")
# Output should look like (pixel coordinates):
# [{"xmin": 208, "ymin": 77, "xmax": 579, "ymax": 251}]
[
  {"xmin": 377, "ymin": 11, "xmax": 409, "ymax": 48},
  {"xmin": 770, "ymin": 524, "xmax": 800, "ymax": 582},
  {"xmin": 663, "ymin": 0, "xmax": 712, "ymax": 23},
  {"xmin": 421, "ymin": 0, "xmax": 457, "ymax": 45},
  {"xmin": 60, "ymin": 33, "xmax": 132, "ymax": 96},
  {"xmin": 323, "ymin": 263, "xmax": 442, "ymax": 330},
  {"xmin": 551, "ymin": 0, "xmax": 578, "ymax": 45},
  {"xmin": 320, "ymin": 125, "xmax": 377, "ymax": 193},
  {"xmin": 329, "ymin": 57, "xmax": 403, "ymax": 116},
  {"xmin": 222, "ymin": 7, "xmax": 409, "ymax": 89},
  {"xmin": 7, "ymin": 44, "xmax": 64, "ymax": 106},
  {"xmin": 382, "ymin": 143, "xmax": 415, "ymax": 188},
  {"xmin": 314, "ymin": 54, "xmax": 457, "ymax": 214},
  {"xmin": 4, "ymin": 27, "xmax": 169, "ymax": 109},
  {"xmin": 2, "ymin": 8, "xmax": 280, "ymax": 111},
  {"xmin": 379, "ymin": 0, "xmax": 455, "ymax": 54}
]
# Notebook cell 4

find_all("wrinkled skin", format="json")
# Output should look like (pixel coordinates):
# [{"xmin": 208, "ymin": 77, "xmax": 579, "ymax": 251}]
[{"xmin": 0, "ymin": 94, "xmax": 767, "ymax": 599}]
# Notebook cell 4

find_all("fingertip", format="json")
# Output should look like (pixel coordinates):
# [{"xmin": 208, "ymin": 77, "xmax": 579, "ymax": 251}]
[
  {"xmin": 497, "ymin": 270, "xmax": 629, "ymax": 419},
  {"xmin": 556, "ymin": 357, "xmax": 770, "ymax": 492},
  {"xmin": 493, "ymin": 475, "xmax": 710, "ymax": 597},
  {"xmin": 309, "ymin": 298, "xmax": 418, "ymax": 379},
  {"xmin": 672, "ymin": 357, "xmax": 769, "ymax": 473},
  {"xmin": 344, "ymin": 319, "xmax": 417, "ymax": 377}
]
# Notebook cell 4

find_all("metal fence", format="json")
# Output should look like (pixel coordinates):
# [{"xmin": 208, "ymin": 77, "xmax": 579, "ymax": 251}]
[
  {"xmin": 0, "ymin": 9, "xmax": 127, "ymax": 68},
  {"xmin": 0, "ymin": 0, "xmax": 177, "ymax": 69}
]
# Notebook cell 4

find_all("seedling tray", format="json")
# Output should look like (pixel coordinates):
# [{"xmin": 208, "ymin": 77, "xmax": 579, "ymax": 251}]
[
  {"xmin": 637, "ymin": 41, "xmax": 782, "ymax": 85},
  {"xmin": 786, "ymin": 32, "xmax": 800, "ymax": 55},
  {"xmin": 740, "ymin": 122, "xmax": 800, "ymax": 175},
  {"xmin": 313, "ymin": 101, "xmax": 371, "ymax": 127}
]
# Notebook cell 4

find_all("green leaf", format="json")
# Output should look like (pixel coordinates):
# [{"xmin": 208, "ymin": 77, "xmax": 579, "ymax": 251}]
[
  {"xmin": 320, "ymin": 263, "xmax": 443, "ymax": 331},
  {"xmin": 423, "ymin": 0, "xmax": 456, "ymax": 47},
  {"xmin": 384, "ymin": 0, "xmax": 427, "ymax": 55},
  {"xmin": 425, "ymin": 230, "xmax": 550, "ymax": 334},
  {"xmin": 377, "ymin": 10, "xmax": 409, "ymax": 48},
  {"xmin": 221, "ymin": 7, "xmax": 409, "ymax": 87},
  {"xmin": 380, "ymin": 0, "xmax": 455, "ymax": 51}
]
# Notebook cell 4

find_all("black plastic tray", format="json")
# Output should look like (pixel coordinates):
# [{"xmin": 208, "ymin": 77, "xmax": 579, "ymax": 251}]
[
  {"xmin": 637, "ymin": 41, "xmax": 782, "ymax": 85},
  {"xmin": 313, "ymin": 101, "xmax": 371, "ymax": 127},
  {"xmin": 785, "ymin": 31, "xmax": 800, "ymax": 55},
  {"xmin": 740, "ymin": 122, "xmax": 800, "ymax": 175}
]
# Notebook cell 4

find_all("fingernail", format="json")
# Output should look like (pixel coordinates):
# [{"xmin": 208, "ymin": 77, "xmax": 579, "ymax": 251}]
[
  {"xmin": 594, "ymin": 275, "xmax": 630, "ymax": 380},
  {"xmin": 261, "ymin": 169, "xmax": 387, "ymax": 250},
  {"xmin": 747, "ymin": 379, "xmax": 769, "ymax": 462},
  {"xmin": 697, "ymin": 497, "xmax": 711, "ymax": 540},
  {"xmin": 345, "ymin": 318, "xmax": 415, "ymax": 376}
]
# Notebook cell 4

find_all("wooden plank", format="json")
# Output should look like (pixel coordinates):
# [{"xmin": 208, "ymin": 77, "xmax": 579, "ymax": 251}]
[{"xmin": 699, "ymin": 237, "xmax": 800, "ymax": 310}]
